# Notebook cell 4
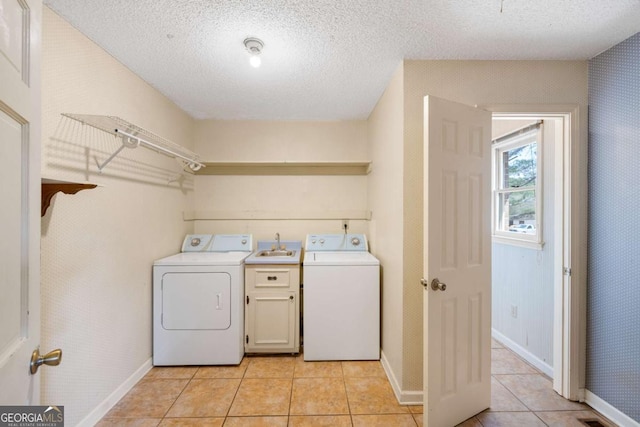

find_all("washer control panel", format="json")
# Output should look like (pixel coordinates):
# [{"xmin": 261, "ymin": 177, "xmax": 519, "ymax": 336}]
[
  {"xmin": 305, "ymin": 234, "xmax": 368, "ymax": 251},
  {"xmin": 181, "ymin": 234, "xmax": 253, "ymax": 252}
]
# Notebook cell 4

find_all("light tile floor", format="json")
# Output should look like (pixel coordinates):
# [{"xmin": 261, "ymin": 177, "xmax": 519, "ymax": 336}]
[{"xmin": 97, "ymin": 340, "xmax": 615, "ymax": 426}]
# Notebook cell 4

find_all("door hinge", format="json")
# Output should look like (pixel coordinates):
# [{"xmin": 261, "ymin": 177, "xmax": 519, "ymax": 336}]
[
  {"xmin": 563, "ymin": 267, "xmax": 572, "ymax": 276},
  {"xmin": 246, "ymin": 335, "xmax": 249, "ymax": 344},
  {"xmin": 246, "ymin": 295, "xmax": 249, "ymax": 304}
]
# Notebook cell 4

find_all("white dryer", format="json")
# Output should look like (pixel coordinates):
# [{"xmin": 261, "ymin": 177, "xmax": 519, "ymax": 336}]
[
  {"xmin": 153, "ymin": 234, "xmax": 252, "ymax": 365},
  {"xmin": 303, "ymin": 233, "xmax": 380, "ymax": 361}
]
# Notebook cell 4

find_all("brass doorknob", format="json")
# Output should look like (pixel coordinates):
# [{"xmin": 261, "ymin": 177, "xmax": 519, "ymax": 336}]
[{"xmin": 30, "ymin": 348, "xmax": 62, "ymax": 375}]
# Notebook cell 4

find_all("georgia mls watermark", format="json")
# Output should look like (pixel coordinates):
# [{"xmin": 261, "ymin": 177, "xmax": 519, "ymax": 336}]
[{"xmin": 0, "ymin": 406, "xmax": 64, "ymax": 427}]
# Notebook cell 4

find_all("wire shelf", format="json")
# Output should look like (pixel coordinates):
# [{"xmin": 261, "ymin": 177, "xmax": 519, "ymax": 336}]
[{"xmin": 62, "ymin": 113, "xmax": 204, "ymax": 172}]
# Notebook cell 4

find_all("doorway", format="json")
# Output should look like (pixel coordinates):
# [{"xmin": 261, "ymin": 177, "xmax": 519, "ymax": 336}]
[
  {"xmin": 490, "ymin": 110, "xmax": 575, "ymax": 399},
  {"xmin": 421, "ymin": 97, "xmax": 584, "ymax": 426}
]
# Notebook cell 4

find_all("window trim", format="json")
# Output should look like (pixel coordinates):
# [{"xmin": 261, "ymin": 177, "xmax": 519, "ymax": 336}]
[{"xmin": 492, "ymin": 122, "xmax": 544, "ymax": 250}]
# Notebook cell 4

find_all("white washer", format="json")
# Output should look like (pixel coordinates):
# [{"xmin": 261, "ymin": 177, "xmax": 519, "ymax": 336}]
[
  {"xmin": 303, "ymin": 233, "xmax": 380, "ymax": 361},
  {"xmin": 153, "ymin": 234, "xmax": 252, "ymax": 365}
]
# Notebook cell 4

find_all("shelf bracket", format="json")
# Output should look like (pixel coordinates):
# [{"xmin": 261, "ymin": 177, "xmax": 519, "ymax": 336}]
[
  {"xmin": 41, "ymin": 181, "xmax": 97, "ymax": 217},
  {"xmin": 95, "ymin": 138, "xmax": 131, "ymax": 172}
]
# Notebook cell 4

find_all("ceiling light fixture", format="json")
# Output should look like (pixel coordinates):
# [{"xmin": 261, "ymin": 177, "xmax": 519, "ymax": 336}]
[{"xmin": 244, "ymin": 37, "xmax": 264, "ymax": 68}]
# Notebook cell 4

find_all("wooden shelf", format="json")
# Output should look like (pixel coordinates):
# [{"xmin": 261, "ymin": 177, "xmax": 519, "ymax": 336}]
[
  {"xmin": 195, "ymin": 161, "xmax": 371, "ymax": 176},
  {"xmin": 41, "ymin": 179, "xmax": 97, "ymax": 217}
]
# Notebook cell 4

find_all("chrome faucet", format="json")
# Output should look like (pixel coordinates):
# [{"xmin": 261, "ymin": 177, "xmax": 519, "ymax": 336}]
[{"xmin": 275, "ymin": 232, "xmax": 281, "ymax": 250}]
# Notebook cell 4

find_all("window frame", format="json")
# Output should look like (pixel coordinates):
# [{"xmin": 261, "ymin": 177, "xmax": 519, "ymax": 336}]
[{"xmin": 491, "ymin": 122, "xmax": 544, "ymax": 249}]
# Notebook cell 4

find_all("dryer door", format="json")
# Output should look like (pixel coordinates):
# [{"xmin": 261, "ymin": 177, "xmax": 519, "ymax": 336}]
[{"xmin": 161, "ymin": 272, "xmax": 231, "ymax": 330}]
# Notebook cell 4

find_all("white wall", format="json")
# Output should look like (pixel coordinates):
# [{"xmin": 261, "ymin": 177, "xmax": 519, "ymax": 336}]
[
  {"xmin": 192, "ymin": 120, "xmax": 369, "ymax": 242},
  {"xmin": 41, "ymin": 8, "xmax": 195, "ymax": 425}
]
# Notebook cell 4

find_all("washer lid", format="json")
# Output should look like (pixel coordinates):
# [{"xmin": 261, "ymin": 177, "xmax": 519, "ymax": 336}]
[
  {"xmin": 154, "ymin": 251, "xmax": 251, "ymax": 266},
  {"xmin": 303, "ymin": 251, "xmax": 380, "ymax": 266}
]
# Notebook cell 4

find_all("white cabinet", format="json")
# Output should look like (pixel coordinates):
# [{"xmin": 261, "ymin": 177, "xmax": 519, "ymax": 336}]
[{"xmin": 245, "ymin": 265, "xmax": 300, "ymax": 353}]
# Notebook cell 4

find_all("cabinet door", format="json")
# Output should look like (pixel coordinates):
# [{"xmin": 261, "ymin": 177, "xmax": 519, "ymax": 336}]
[{"xmin": 246, "ymin": 291, "xmax": 296, "ymax": 351}]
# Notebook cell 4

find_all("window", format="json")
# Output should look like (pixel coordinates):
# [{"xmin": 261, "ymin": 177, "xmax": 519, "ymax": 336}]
[{"xmin": 492, "ymin": 122, "xmax": 543, "ymax": 247}]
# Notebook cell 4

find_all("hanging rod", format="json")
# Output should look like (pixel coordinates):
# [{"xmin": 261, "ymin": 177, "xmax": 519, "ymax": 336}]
[
  {"xmin": 62, "ymin": 113, "xmax": 205, "ymax": 173},
  {"xmin": 113, "ymin": 129, "xmax": 203, "ymax": 171}
]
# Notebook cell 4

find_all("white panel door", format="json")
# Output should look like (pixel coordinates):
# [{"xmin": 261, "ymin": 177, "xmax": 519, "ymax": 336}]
[
  {"xmin": 0, "ymin": 0, "xmax": 42, "ymax": 405},
  {"xmin": 423, "ymin": 96, "xmax": 492, "ymax": 426}
]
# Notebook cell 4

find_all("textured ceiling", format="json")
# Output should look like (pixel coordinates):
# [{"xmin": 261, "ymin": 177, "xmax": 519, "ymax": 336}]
[{"xmin": 44, "ymin": 0, "xmax": 640, "ymax": 120}]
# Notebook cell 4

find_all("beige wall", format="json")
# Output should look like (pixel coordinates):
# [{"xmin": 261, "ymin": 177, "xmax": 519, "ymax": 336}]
[
  {"xmin": 366, "ymin": 64, "xmax": 406, "ymax": 392},
  {"xmin": 195, "ymin": 120, "xmax": 367, "ymax": 162},
  {"xmin": 192, "ymin": 120, "xmax": 369, "ymax": 241},
  {"xmin": 394, "ymin": 60, "xmax": 588, "ymax": 393},
  {"xmin": 41, "ymin": 8, "xmax": 195, "ymax": 425}
]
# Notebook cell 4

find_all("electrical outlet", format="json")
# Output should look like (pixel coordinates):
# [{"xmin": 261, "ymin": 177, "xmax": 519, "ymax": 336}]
[
  {"xmin": 341, "ymin": 219, "xmax": 349, "ymax": 231},
  {"xmin": 510, "ymin": 305, "xmax": 518, "ymax": 318}
]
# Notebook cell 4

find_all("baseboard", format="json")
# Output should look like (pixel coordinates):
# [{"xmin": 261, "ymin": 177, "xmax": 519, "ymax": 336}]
[
  {"xmin": 585, "ymin": 390, "xmax": 640, "ymax": 427},
  {"xmin": 491, "ymin": 329, "xmax": 553, "ymax": 378},
  {"xmin": 77, "ymin": 358, "xmax": 153, "ymax": 427},
  {"xmin": 380, "ymin": 350, "xmax": 423, "ymax": 405}
]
